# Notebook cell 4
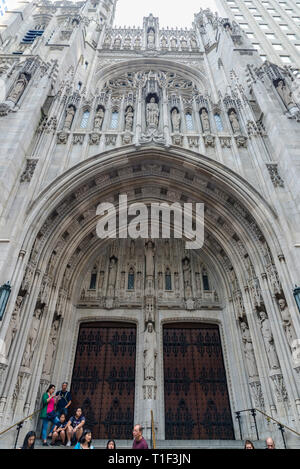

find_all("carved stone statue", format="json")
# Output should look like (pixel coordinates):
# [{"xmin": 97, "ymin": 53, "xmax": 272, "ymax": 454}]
[
  {"xmin": 171, "ymin": 108, "xmax": 181, "ymax": 132},
  {"xmin": 114, "ymin": 36, "xmax": 121, "ymax": 48},
  {"xmin": 134, "ymin": 36, "xmax": 141, "ymax": 48},
  {"xmin": 4, "ymin": 296, "xmax": 23, "ymax": 358},
  {"xmin": 240, "ymin": 322, "xmax": 259, "ymax": 379},
  {"xmin": 21, "ymin": 308, "xmax": 42, "ymax": 368},
  {"xmin": 42, "ymin": 336, "xmax": 56, "ymax": 376},
  {"xmin": 190, "ymin": 36, "xmax": 197, "ymax": 49},
  {"xmin": 276, "ymin": 80, "xmax": 296, "ymax": 111},
  {"xmin": 145, "ymin": 240, "xmax": 155, "ymax": 277},
  {"xmin": 125, "ymin": 106, "xmax": 134, "ymax": 131},
  {"xmin": 181, "ymin": 38, "xmax": 188, "ymax": 49},
  {"xmin": 107, "ymin": 256, "xmax": 118, "ymax": 297},
  {"xmin": 183, "ymin": 258, "xmax": 193, "ymax": 299},
  {"xmin": 94, "ymin": 107, "xmax": 105, "ymax": 130},
  {"xmin": 161, "ymin": 37, "xmax": 168, "ymax": 49},
  {"xmin": 200, "ymin": 108, "xmax": 211, "ymax": 133},
  {"xmin": 147, "ymin": 29, "xmax": 155, "ymax": 48},
  {"xmin": 171, "ymin": 37, "xmax": 177, "ymax": 48},
  {"xmin": 7, "ymin": 73, "xmax": 28, "ymax": 104},
  {"xmin": 229, "ymin": 110, "xmax": 240, "ymax": 134},
  {"xmin": 146, "ymin": 98, "xmax": 159, "ymax": 128},
  {"xmin": 278, "ymin": 298, "xmax": 297, "ymax": 350},
  {"xmin": 144, "ymin": 322, "xmax": 157, "ymax": 381},
  {"xmin": 259, "ymin": 311, "xmax": 280, "ymax": 370},
  {"xmin": 63, "ymin": 106, "xmax": 75, "ymax": 130}
]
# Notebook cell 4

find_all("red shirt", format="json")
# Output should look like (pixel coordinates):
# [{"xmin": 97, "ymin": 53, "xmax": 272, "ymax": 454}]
[{"xmin": 132, "ymin": 437, "xmax": 148, "ymax": 449}]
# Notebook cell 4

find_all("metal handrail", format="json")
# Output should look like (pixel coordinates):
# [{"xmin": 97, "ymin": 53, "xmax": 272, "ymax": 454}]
[
  {"xmin": 151, "ymin": 410, "xmax": 156, "ymax": 449},
  {"xmin": 0, "ymin": 406, "xmax": 43, "ymax": 448},
  {"xmin": 235, "ymin": 407, "xmax": 300, "ymax": 449},
  {"xmin": 255, "ymin": 408, "xmax": 300, "ymax": 437}
]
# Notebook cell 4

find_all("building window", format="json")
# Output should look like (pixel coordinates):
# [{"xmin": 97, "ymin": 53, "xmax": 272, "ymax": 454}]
[
  {"xmin": 273, "ymin": 44, "xmax": 283, "ymax": 51},
  {"xmin": 185, "ymin": 112, "xmax": 194, "ymax": 131},
  {"xmin": 214, "ymin": 113, "xmax": 224, "ymax": 131},
  {"xmin": 165, "ymin": 269, "xmax": 172, "ymax": 291},
  {"xmin": 128, "ymin": 268, "xmax": 135, "ymax": 290},
  {"xmin": 110, "ymin": 111, "xmax": 119, "ymax": 129},
  {"xmin": 287, "ymin": 34, "xmax": 296, "ymax": 41},
  {"xmin": 80, "ymin": 110, "xmax": 90, "ymax": 128},
  {"xmin": 89, "ymin": 273, "xmax": 97, "ymax": 290},
  {"xmin": 202, "ymin": 270, "xmax": 210, "ymax": 291}
]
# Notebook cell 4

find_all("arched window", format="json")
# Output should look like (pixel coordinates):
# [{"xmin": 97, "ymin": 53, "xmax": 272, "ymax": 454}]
[
  {"xmin": 128, "ymin": 268, "xmax": 135, "ymax": 290},
  {"xmin": 80, "ymin": 110, "xmax": 90, "ymax": 128},
  {"xmin": 89, "ymin": 272, "xmax": 97, "ymax": 290},
  {"xmin": 165, "ymin": 268, "xmax": 172, "ymax": 291},
  {"xmin": 185, "ymin": 112, "xmax": 194, "ymax": 131},
  {"xmin": 110, "ymin": 111, "xmax": 119, "ymax": 129},
  {"xmin": 202, "ymin": 269, "xmax": 210, "ymax": 291},
  {"xmin": 214, "ymin": 113, "xmax": 224, "ymax": 131}
]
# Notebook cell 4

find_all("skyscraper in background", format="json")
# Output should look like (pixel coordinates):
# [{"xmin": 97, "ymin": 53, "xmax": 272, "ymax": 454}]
[{"xmin": 216, "ymin": 0, "xmax": 300, "ymax": 67}]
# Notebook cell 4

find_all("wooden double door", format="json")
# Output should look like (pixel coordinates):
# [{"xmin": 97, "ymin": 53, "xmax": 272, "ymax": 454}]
[
  {"xmin": 163, "ymin": 323, "xmax": 234, "ymax": 440},
  {"xmin": 70, "ymin": 321, "xmax": 234, "ymax": 441},
  {"xmin": 70, "ymin": 322, "xmax": 136, "ymax": 440}
]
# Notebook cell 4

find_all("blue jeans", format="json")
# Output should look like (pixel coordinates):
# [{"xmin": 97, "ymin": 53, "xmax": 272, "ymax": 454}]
[
  {"xmin": 42, "ymin": 416, "xmax": 60, "ymax": 440},
  {"xmin": 50, "ymin": 409, "xmax": 68, "ymax": 434}
]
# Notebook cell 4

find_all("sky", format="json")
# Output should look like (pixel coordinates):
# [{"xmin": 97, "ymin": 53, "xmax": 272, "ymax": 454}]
[{"xmin": 114, "ymin": 0, "xmax": 218, "ymax": 28}]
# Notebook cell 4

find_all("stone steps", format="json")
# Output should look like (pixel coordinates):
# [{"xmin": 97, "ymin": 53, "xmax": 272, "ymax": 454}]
[{"xmin": 35, "ymin": 439, "xmax": 267, "ymax": 450}]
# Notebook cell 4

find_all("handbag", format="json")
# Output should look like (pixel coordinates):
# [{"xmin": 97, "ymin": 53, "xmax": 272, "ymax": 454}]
[{"xmin": 47, "ymin": 410, "xmax": 57, "ymax": 421}]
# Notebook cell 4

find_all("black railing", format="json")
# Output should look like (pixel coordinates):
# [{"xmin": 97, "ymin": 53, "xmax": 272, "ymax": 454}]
[
  {"xmin": 235, "ymin": 408, "xmax": 300, "ymax": 449},
  {"xmin": 0, "ymin": 407, "xmax": 42, "ymax": 449}
]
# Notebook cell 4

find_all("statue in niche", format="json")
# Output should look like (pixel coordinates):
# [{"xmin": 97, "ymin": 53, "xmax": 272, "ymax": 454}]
[
  {"xmin": 130, "ymin": 240, "xmax": 135, "ymax": 258},
  {"xmin": 3, "ymin": 296, "xmax": 23, "ymax": 358},
  {"xmin": 200, "ymin": 108, "xmax": 211, "ymax": 133},
  {"xmin": 258, "ymin": 310, "xmax": 280, "ymax": 371},
  {"xmin": 134, "ymin": 36, "xmax": 141, "ymax": 48},
  {"xmin": 170, "ymin": 37, "xmax": 177, "ymax": 48},
  {"xmin": 124, "ymin": 36, "xmax": 131, "ymax": 48},
  {"xmin": 228, "ymin": 109, "xmax": 240, "ymax": 134},
  {"xmin": 147, "ymin": 29, "xmax": 155, "ymax": 48},
  {"xmin": 174, "ymin": 272, "xmax": 180, "ymax": 292},
  {"xmin": 190, "ymin": 36, "xmax": 197, "ymax": 49},
  {"xmin": 171, "ymin": 108, "xmax": 181, "ymax": 133},
  {"xmin": 42, "ymin": 318, "xmax": 60, "ymax": 376},
  {"xmin": 94, "ymin": 107, "xmax": 105, "ymax": 130},
  {"xmin": 114, "ymin": 36, "xmax": 121, "ymax": 48},
  {"xmin": 161, "ymin": 37, "xmax": 168, "ymax": 48},
  {"xmin": 240, "ymin": 322, "xmax": 259, "ymax": 379},
  {"xmin": 98, "ymin": 271, "xmax": 105, "ymax": 291},
  {"xmin": 181, "ymin": 38, "xmax": 188, "ymax": 49},
  {"xmin": 182, "ymin": 257, "xmax": 193, "ymax": 299},
  {"xmin": 146, "ymin": 97, "xmax": 159, "ymax": 128},
  {"xmin": 21, "ymin": 308, "xmax": 42, "ymax": 368},
  {"xmin": 158, "ymin": 272, "xmax": 163, "ymax": 291},
  {"xmin": 145, "ymin": 240, "xmax": 155, "ymax": 278},
  {"xmin": 275, "ymin": 79, "xmax": 297, "ymax": 111},
  {"xmin": 278, "ymin": 298, "xmax": 297, "ymax": 350},
  {"xmin": 7, "ymin": 73, "xmax": 28, "ymax": 104},
  {"xmin": 107, "ymin": 256, "xmax": 118, "ymax": 297},
  {"xmin": 63, "ymin": 106, "xmax": 75, "ymax": 131},
  {"xmin": 103, "ymin": 34, "xmax": 111, "ymax": 47},
  {"xmin": 125, "ymin": 106, "xmax": 134, "ymax": 131},
  {"xmin": 144, "ymin": 322, "xmax": 157, "ymax": 381}
]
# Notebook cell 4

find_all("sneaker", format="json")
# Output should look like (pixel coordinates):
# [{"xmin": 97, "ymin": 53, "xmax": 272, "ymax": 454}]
[
  {"xmin": 43, "ymin": 442, "xmax": 49, "ymax": 447},
  {"xmin": 66, "ymin": 441, "xmax": 71, "ymax": 447}
]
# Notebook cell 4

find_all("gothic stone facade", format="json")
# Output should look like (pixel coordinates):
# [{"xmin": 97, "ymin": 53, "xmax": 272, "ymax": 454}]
[{"xmin": 0, "ymin": 0, "xmax": 300, "ymax": 448}]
